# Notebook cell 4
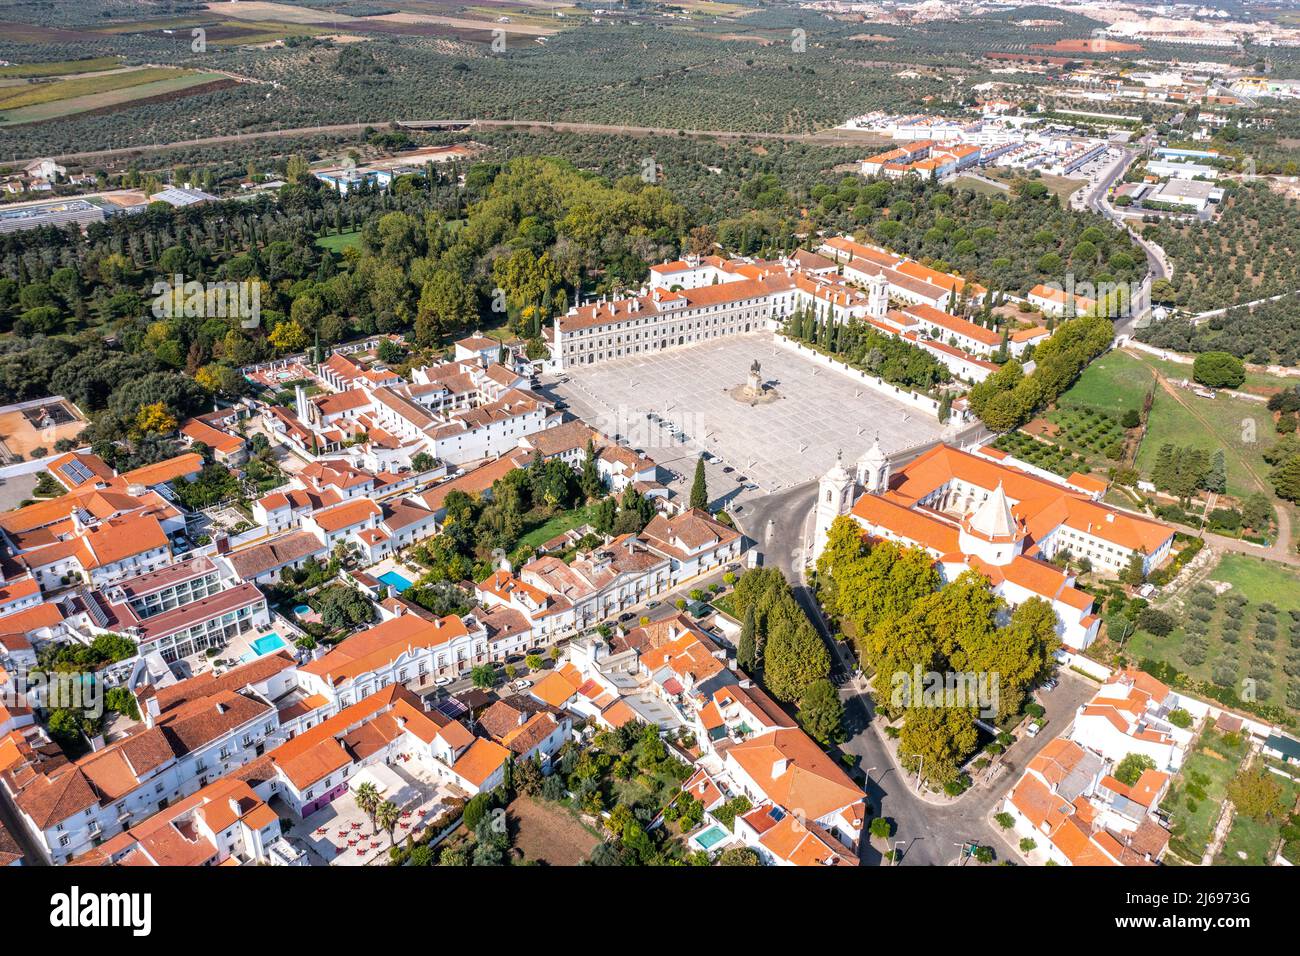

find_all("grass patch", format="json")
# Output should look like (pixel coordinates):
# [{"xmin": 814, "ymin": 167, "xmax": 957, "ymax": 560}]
[
  {"xmin": 1164, "ymin": 726, "xmax": 1250, "ymax": 863},
  {"xmin": 1059, "ymin": 350, "xmax": 1154, "ymax": 415},
  {"xmin": 1129, "ymin": 552, "xmax": 1300, "ymax": 717},
  {"xmin": 315, "ymin": 229, "xmax": 363, "ymax": 253},
  {"xmin": 0, "ymin": 56, "xmax": 122, "ymax": 78},
  {"xmin": 1212, "ymin": 553, "xmax": 1300, "ymax": 612},
  {"xmin": 1133, "ymin": 386, "xmax": 1274, "ymax": 500},
  {"xmin": 514, "ymin": 503, "xmax": 601, "ymax": 553},
  {"xmin": 0, "ymin": 67, "xmax": 191, "ymax": 110}
]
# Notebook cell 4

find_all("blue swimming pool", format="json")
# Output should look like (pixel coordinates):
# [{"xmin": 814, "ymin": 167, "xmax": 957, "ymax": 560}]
[
  {"xmin": 692, "ymin": 824, "xmax": 730, "ymax": 851},
  {"xmin": 293, "ymin": 604, "xmax": 311, "ymax": 616},
  {"xmin": 246, "ymin": 633, "xmax": 288, "ymax": 660},
  {"xmin": 378, "ymin": 570, "xmax": 414, "ymax": 593}
]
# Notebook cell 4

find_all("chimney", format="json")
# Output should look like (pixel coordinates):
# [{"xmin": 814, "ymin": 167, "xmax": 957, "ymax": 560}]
[
  {"xmin": 145, "ymin": 694, "xmax": 160, "ymax": 722},
  {"xmin": 771, "ymin": 758, "xmax": 789, "ymax": 779}
]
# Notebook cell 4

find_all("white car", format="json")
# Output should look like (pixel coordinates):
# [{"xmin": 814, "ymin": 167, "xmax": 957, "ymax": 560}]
[
  {"xmin": 511, "ymin": 679, "xmax": 531, "ymax": 691},
  {"xmin": 434, "ymin": 676, "xmax": 454, "ymax": 687},
  {"xmin": 1026, "ymin": 721, "xmax": 1042, "ymax": 738}
]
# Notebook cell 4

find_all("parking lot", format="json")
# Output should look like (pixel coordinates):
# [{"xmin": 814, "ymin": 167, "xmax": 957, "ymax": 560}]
[{"xmin": 544, "ymin": 331, "xmax": 946, "ymax": 508}]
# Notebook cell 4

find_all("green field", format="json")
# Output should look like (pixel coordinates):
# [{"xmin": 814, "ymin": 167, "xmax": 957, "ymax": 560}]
[
  {"xmin": 1212, "ymin": 553, "xmax": 1300, "ymax": 612},
  {"xmin": 1133, "ymin": 386, "xmax": 1274, "ymax": 500},
  {"xmin": 515, "ymin": 503, "xmax": 601, "ymax": 554},
  {"xmin": 0, "ymin": 57, "xmax": 123, "ymax": 79},
  {"xmin": 1058, "ymin": 350, "xmax": 1155, "ymax": 415},
  {"xmin": 0, "ymin": 71, "xmax": 228, "ymax": 125},
  {"xmin": 0, "ymin": 67, "xmax": 191, "ymax": 111}
]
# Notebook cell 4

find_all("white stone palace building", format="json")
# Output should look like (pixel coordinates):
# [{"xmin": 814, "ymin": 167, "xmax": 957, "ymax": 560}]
[{"xmin": 814, "ymin": 440, "xmax": 1174, "ymax": 651}]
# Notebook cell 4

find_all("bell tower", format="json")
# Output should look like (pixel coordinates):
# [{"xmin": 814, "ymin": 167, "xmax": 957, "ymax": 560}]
[
  {"xmin": 856, "ymin": 434, "xmax": 891, "ymax": 493},
  {"xmin": 866, "ymin": 273, "xmax": 889, "ymax": 319},
  {"xmin": 813, "ymin": 450, "xmax": 855, "ymax": 563}
]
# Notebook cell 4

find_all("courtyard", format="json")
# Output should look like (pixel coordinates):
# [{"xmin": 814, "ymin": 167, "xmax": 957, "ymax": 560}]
[
  {"xmin": 544, "ymin": 331, "xmax": 949, "ymax": 506},
  {"xmin": 284, "ymin": 760, "xmax": 463, "ymax": 867}
]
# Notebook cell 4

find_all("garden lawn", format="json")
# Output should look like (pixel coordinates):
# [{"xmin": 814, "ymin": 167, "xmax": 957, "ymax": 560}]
[
  {"xmin": 1057, "ymin": 349, "xmax": 1154, "ymax": 416},
  {"xmin": 1211, "ymin": 553, "xmax": 1300, "ymax": 613},
  {"xmin": 1214, "ymin": 770, "xmax": 1300, "ymax": 866},
  {"xmin": 515, "ymin": 502, "xmax": 602, "ymax": 553},
  {"xmin": 1163, "ymin": 726, "xmax": 1250, "ymax": 864},
  {"xmin": 316, "ymin": 229, "xmax": 363, "ymax": 253}
]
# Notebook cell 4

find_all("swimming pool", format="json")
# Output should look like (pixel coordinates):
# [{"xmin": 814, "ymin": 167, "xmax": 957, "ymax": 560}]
[
  {"xmin": 242, "ymin": 633, "xmax": 288, "ymax": 662},
  {"xmin": 377, "ymin": 570, "xmax": 414, "ymax": 593},
  {"xmin": 691, "ymin": 824, "xmax": 730, "ymax": 851},
  {"xmin": 293, "ymin": 604, "xmax": 311, "ymax": 616}
]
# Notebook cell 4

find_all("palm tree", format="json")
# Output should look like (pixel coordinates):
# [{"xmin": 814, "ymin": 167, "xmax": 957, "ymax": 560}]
[
  {"xmin": 354, "ymin": 782, "xmax": 379, "ymax": 833},
  {"xmin": 375, "ymin": 799, "xmax": 401, "ymax": 846}
]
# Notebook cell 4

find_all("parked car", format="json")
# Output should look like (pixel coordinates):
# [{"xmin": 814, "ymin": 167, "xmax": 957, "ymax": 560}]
[
  {"xmin": 1026, "ymin": 721, "xmax": 1042, "ymax": 738},
  {"xmin": 722, "ymin": 466, "xmax": 734, "ymax": 473},
  {"xmin": 645, "ymin": 600, "xmax": 660, "ymax": 610},
  {"xmin": 434, "ymin": 676, "xmax": 454, "ymax": 687},
  {"xmin": 618, "ymin": 611, "xmax": 636, "ymax": 623},
  {"xmin": 511, "ymin": 679, "xmax": 531, "ymax": 691},
  {"xmin": 1042, "ymin": 678, "xmax": 1058, "ymax": 692}
]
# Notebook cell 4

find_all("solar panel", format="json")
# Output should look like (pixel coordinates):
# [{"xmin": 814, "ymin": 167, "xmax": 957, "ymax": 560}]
[
  {"xmin": 434, "ymin": 697, "xmax": 466, "ymax": 719},
  {"xmin": 59, "ymin": 460, "xmax": 94, "ymax": 487}
]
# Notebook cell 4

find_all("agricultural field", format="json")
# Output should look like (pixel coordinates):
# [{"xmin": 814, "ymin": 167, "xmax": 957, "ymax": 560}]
[
  {"xmin": 0, "ymin": 57, "xmax": 123, "ymax": 78},
  {"xmin": 0, "ymin": 67, "xmax": 192, "ymax": 112},
  {"xmin": 991, "ymin": 430, "xmax": 1088, "ymax": 478},
  {"xmin": 1043, "ymin": 405, "xmax": 1131, "ymax": 463},
  {"xmin": 1133, "ymin": 384, "xmax": 1274, "ymax": 501},
  {"xmin": 1129, "ymin": 553, "xmax": 1300, "ymax": 718},
  {"xmin": 0, "ymin": 68, "xmax": 234, "ymax": 125}
]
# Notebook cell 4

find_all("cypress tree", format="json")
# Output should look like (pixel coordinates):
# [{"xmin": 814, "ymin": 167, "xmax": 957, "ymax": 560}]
[
  {"xmin": 738, "ymin": 604, "xmax": 758, "ymax": 673},
  {"xmin": 690, "ymin": 456, "xmax": 709, "ymax": 511}
]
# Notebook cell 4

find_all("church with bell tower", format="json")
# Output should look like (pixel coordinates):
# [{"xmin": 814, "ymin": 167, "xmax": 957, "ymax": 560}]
[
  {"xmin": 813, "ymin": 435, "xmax": 891, "ymax": 560},
  {"xmin": 807, "ymin": 439, "xmax": 1177, "ymax": 653}
]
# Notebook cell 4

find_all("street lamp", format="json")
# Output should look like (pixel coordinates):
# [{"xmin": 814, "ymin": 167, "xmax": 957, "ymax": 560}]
[
  {"xmin": 904, "ymin": 753, "xmax": 924, "ymax": 789},
  {"xmin": 892, "ymin": 840, "xmax": 907, "ymax": 866}
]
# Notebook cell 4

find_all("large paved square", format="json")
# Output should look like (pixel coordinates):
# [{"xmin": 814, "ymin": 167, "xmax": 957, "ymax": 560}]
[{"xmin": 545, "ymin": 331, "xmax": 949, "ymax": 507}]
